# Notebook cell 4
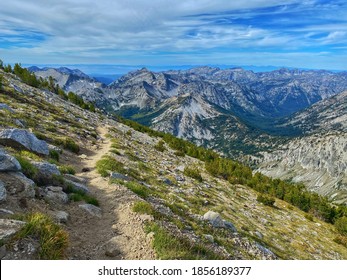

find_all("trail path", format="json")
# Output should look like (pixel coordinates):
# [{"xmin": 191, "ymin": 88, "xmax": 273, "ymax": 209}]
[{"xmin": 66, "ymin": 126, "xmax": 156, "ymax": 260}]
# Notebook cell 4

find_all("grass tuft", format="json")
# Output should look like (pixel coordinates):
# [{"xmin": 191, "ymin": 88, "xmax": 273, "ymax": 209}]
[
  {"xmin": 96, "ymin": 155, "xmax": 125, "ymax": 177},
  {"xmin": 132, "ymin": 201, "xmax": 154, "ymax": 215},
  {"xmin": 15, "ymin": 212, "xmax": 69, "ymax": 259}
]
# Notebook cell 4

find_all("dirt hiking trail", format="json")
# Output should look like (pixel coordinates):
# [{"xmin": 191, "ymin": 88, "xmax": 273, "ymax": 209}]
[{"xmin": 66, "ymin": 126, "xmax": 156, "ymax": 260}]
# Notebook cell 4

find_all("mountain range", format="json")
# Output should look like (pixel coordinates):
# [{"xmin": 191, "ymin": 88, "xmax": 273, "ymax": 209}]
[{"xmin": 29, "ymin": 65, "xmax": 347, "ymax": 203}]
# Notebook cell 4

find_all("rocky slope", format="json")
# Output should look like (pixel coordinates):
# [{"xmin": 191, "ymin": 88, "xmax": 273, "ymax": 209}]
[
  {"xmin": 2, "ymin": 68, "xmax": 347, "ymax": 259},
  {"xmin": 257, "ymin": 92, "xmax": 347, "ymax": 204}
]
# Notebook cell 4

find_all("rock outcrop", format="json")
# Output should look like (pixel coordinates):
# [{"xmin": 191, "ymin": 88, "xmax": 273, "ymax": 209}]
[
  {"xmin": 0, "ymin": 129, "xmax": 49, "ymax": 156},
  {"xmin": 0, "ymin": 149, "xmax": 21, "ymax": 172}
]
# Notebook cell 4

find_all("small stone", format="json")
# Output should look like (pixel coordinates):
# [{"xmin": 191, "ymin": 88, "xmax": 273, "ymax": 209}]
[
  {"xmin": 0, "ymin": 181, "xmax": 7, "ymax": 202},
  {"xmin": 203, "ymin": 211, "xmax": 225, "ymax": 228},
  {"xmin": 224, "ymin": 221, "xmax": 237, "ymax": 232},
  {"xmin": 204, "ymin": 234, "xmax": 214, "ymax": 243},
  {"xmin": 52, "ymin": 211, "xmax": 69, "ymax": 223},
  {"xmin": 105, "ymin": 248, "xmax": 121, "ymax": 257},
  {"xmin": 65, "ymin": 179, "xmax": 89, "ymax": 194},
  {"xmin": 110, "ymin": 172, "xmax": 131, "ymax": 181},
  {"xmin": 255, "ymin": 231, "xmax": 263, "ymax": 239},
  {"xmin": 79, "ymin": 204, "xmax": 102, "ymax": 218}
]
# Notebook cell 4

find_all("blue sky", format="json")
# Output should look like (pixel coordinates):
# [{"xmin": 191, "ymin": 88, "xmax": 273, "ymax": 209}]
[{"xmin": 1, "ymin": 0, "xmax": 347, "ymax": 73}]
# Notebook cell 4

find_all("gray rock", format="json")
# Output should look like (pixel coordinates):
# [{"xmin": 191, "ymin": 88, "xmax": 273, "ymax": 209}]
[
  {"xmin": 52, "ymin": 210, "xmax": 69, "ymax": 223},
  {"xmin": 44, "ymin": 186, "xmax": 69, "ymax": 204},
  {"xmin": 33, "ymin": 161, "xmax": 60, "ymax": 178},
  {"xmin": 65, "ymin": 179, "xmax": 89, "ymax": 194},
  {"xmin": 31, "ymin": 161, "xmax": 60, "ymax": 185},
  {"xmin": 0, "ymin": 245, "xmax": 6, "ymax": 259},
  {"xmin": 79, "ymin": 204, "xmax": 102, "ymax": 218},
  {"xmin": 0, "ymin": 219, "xmax": 26, "ymax": 241},
  {"xmin": 47, "ymin": 144, "xmax": 62, "ymax": 153},
  {"xmin": 0, "ymin": 129, "xmax": 49, "ymax": 155},
  {"xmin": 105, "ymin": 248, "xmax": 121, "ymax": 258},
  {"xmin": 255, "ymin": 243, "xmax": 277, "ymax": 259},
  {"xmin": 0, "ymin": 180, "xmax": 7, "ymax": 202},
  {"xmin": 162, "ymin": 178, "xmax": 173, "ymax": 185},
  {"xmin": 5, "ymin": 172, "xmax": 36, "ymax": 198},
  {"xmin": 203, "ymin": 211, "xmax": 225, "ymax": 228},
  {"xmin": 0, "ymin": 149, "xmax": 21, "ymax": 172},
  {"xmin": 0, "ymin": 209, "xmax": 14, "ymax": 215},
  {"xmin": 224, "ymin": 221, "xmax": 237, "ymax": 232},
  {"xmin": 204, "ymin": 234, "xmax": 214, "ymax": 243},
  {"xmin": 0, "ymin": 103, "xmax": 14, "ymax": 113},
  {"xmin": 110, "ymin": 172, "xmax": 131, "ymax": 181},
  {"xmin": 63, "ymin": 174, "xmax": 87, "ymax": 184},
  {"xmin": 255, "ymin": 231, "xmax": 263, "ymax": 240},
  {"xmin": 14, "ymin": 119, "xmax": 25, "ymax": 128}
]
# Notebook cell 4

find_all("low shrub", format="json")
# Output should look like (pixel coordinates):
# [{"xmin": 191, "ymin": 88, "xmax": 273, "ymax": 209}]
[
  {"xmin": 49, "ymin": 150, "xmax": 60, "ymax": 162},
  {"xmin": 125, "ymin": 181, "xmax": 150, "ymax": 198},
  {"xmin": 62, "ymin": 138, "xmax": 80, "ymax": 154},
  {"xmin": 184, "ymin": 167, "xmax": 203, "ymax": 182},
  {"xmin": 335, "ymin": 217, "xmax": 347, "ymax": 236},
  {"xmin": 154, "ymin": 140, "xmax": 166, "ymax": 152},
  {"xmin": 257, "ymin": 194, "xmax": 275, "ymax": 207}
]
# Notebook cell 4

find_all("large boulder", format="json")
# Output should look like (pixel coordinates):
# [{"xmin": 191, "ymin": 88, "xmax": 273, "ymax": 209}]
[
  {"xmin": 32, "ymin": 161, "xmax": 60, "ymax": 185},
  {"xmin": 0, "ymin": 172, "xmax": 36, "ymax": 198},
  {"xmin": 44, "ymin": 186, "xmax": 69, "ymax": 204},
  {"xmin": 0, "ymin": 149, "xmax": 21, "ymax": 172},
  {"xmin": 0, "ymin": 129, "xmax": 49, "ymax": 156},
  {"xmin": 65, "ymin": 179, "xmax": 89, "ymax": 194}
]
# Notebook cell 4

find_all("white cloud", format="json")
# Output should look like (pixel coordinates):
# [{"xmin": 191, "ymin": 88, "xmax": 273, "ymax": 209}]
[{"xmin": 0, "ymin": 0, "xmax": 346, "ymax": 70}]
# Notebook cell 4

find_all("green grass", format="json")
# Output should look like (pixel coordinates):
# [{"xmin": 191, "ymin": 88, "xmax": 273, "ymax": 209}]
[
  {"xmin": 62, "ymin": 138, "xmax": 80, "ymax": 153},
  {"xmin": 154, "ymin": 140, "xmax": 166, "ymax": 152},
  {"xmin": 15, "ymin": 155, "xmax": 38, "ymax": 180},
  {"xmin": 14, "ymin": 212, "xmax": 69, "ymax": 259},
  {"xmin": 145, "ymin": 222, "xmax": 223, "ymax": 260},
  {"xmin": 65, "ymin": 183, "xmax": 99, "ymax": 206},
  {"xmin": 184, "ymin": 166, "xmax": 203, "ymax": 182},
  {"xmin": 49, "ymin": 150, "xmax": 60, "ymax": 162},
  {"xmin": 95, "ymin": 155, "xmax": 125, "ymax": 177},
  {"xmin": 59, "ymin": 165, "xmax": 76, "ymax": 175},
  {"xmin": 132, "ymin": 201, "xmax": 155, "ymax": 215},
  {"xmin": 124, "ymin": 181, "xmax": 150, "ymax": 198}
]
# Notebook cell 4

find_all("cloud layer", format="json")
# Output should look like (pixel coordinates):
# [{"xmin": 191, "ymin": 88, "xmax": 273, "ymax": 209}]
[{"xmin": 1, "ymin": 0, "xmax": 347, "ymax": 70}]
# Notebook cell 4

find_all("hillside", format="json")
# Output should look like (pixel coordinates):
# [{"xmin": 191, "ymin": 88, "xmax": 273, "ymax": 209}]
[
  {"xmin": 257, "ymin": 92, "xmax": 347, "ymax": 204},
  {"xmin": 1, "ymin": 67, "xmax": 347, "ymax": 260}
]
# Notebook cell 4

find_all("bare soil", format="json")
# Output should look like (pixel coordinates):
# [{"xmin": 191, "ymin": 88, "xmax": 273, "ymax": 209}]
[{"xmin": 65, "ymin": 126, "xmax": 156, "ymax": 260}]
